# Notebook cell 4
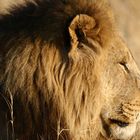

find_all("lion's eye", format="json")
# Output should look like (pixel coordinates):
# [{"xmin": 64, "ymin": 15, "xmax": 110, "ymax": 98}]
[{"xmin": 119, "ymin": 62, "xmax": 129, "ymax": 73}]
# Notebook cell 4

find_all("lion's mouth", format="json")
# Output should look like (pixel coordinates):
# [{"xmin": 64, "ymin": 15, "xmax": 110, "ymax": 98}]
[
  {"xmin": 100, "ymin": 115, "xmax": 137, "ymax": 140},
  {"xmin": 109, "ymin": 118, "xmax": 129, "ymax": 127}
]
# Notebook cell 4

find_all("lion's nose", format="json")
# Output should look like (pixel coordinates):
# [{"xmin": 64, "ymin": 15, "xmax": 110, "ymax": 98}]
[{"xmin": 110, "ymin": 119, "xmax": 129, "ymax": 127}]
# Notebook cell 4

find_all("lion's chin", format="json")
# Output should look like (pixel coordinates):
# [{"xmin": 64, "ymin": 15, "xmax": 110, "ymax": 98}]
[
  {"xmin": 109, "ymin": 124, "xmax": 136, "ymax": 140},
  {"xmin": 100, "ymin": 118, "xmax": 136, "ymax": 140}
]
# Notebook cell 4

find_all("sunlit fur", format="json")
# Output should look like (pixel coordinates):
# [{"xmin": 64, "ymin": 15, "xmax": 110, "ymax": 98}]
[{"xmin": 0, "ymin": 0, "xmax": 138, "ymax": 140}]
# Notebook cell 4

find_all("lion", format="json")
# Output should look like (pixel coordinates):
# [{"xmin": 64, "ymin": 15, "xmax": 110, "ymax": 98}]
[{"xmin": 0, "ymin": 0, "xmax": 140, "ymax": 140}]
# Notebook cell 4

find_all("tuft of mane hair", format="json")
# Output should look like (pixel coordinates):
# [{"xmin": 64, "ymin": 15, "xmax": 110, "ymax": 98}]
[{"xmin": 0, "ymin": 0, "xmax": 115, "ymax": 140}]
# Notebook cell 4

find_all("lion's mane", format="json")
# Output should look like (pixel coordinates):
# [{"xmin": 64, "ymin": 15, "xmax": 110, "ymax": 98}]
[{"xmin": 0, "ymin": 0, "xmax": 115, "ymax": 139}]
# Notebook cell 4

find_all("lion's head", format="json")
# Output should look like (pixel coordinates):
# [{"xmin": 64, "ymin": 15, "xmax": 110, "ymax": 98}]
[
  {"xmin": 0, "ymin": 0, "xmax": 139, "ymax": 140},
  {"xmin": 100, "ymin": 36, "xmax": 140, "ymax": 140}
]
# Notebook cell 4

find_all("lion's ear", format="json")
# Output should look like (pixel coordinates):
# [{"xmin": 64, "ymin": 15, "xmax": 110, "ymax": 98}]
[{"xmin": 68, "ymin": 14, "xmax": 99, "ymax": 52}]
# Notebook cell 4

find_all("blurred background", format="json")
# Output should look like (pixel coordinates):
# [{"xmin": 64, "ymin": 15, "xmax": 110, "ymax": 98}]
[{"xmin": 109, "ymin": 0, "xmax": 140, "ymax": 67}]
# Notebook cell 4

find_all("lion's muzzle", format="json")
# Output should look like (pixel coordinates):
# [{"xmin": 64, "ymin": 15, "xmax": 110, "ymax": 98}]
[{"xmin": 101, "ymin": 100, "xmax": 140, "ymax": 140}]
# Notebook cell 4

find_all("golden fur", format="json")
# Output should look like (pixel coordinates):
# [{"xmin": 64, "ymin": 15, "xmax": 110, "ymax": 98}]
[{"xmin": 0, "ymin": 0, "xmax": 140, "ymax": 140}]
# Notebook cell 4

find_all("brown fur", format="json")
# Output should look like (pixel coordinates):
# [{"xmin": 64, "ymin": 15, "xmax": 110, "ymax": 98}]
[{"xmin": 0, "ymin": 0, "xmax": 139, "ymax": 140}]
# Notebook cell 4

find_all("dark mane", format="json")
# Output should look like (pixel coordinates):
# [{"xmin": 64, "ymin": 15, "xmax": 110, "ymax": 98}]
[
  {"xmin": 0, "ymin": 0, "xmax": 115, "ymax": 140},
  {"xmin": 0, "ymin": 0, "xmax": 114, "ymax": 45}
]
